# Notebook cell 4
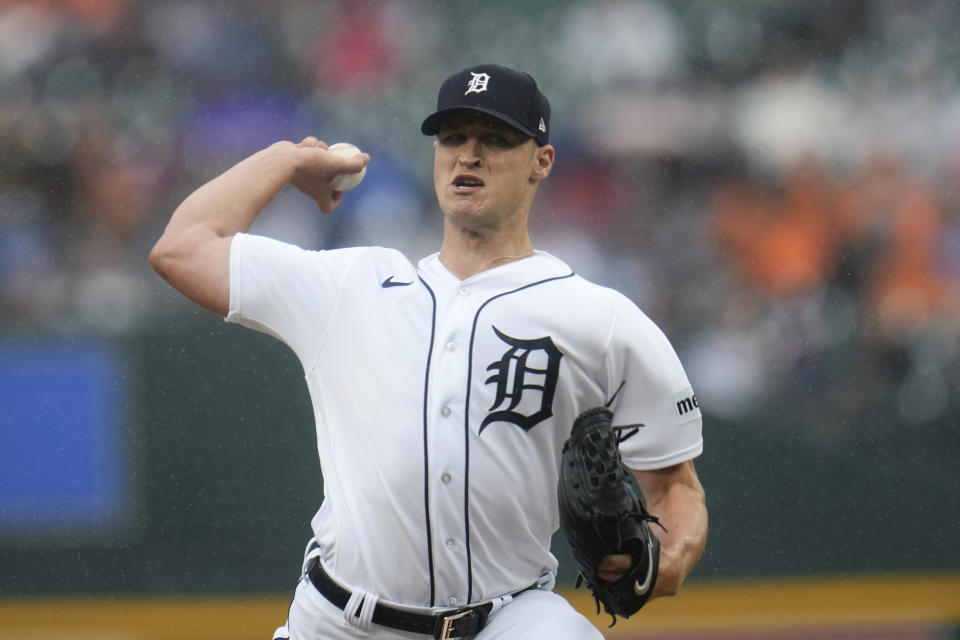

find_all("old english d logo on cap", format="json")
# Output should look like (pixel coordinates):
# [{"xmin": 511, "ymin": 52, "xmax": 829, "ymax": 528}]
[
  {"xmin": 421, "ymin": 64, "xmax": 551, "ymax": 146},
  {"xmin": 465, "ymin": 72, "xmax": 491, "ymax": 94}
]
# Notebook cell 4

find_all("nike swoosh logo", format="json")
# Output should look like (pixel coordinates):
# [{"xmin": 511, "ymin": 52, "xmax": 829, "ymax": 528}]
[
  {"xmin": 633, "ymin": 538, "xmax": 657, "ymax": 596},
  {"xmin": 381, "ymin": 276, "xmax": 413, "ymax": 288}
]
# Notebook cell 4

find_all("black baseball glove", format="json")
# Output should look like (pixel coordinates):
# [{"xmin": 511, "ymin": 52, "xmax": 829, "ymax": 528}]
[{"xmin": 557, "ymin": 407, "xmax": 662, "ymax": 626}]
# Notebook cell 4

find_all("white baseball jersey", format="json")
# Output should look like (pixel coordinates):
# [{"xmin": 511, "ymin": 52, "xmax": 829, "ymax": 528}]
[{"xmin": 226, "ymin": 233, "xmax": 702, "ymax": 610}]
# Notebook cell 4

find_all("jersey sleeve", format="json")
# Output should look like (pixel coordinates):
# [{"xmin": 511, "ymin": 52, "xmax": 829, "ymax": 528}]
[
  {"xmin": 605, "ymin": 293, "xmax": 703, "ymax": 470},
  {"xmin": 225, "ymin": 233, "xmax": 367, "ymax": 368}
]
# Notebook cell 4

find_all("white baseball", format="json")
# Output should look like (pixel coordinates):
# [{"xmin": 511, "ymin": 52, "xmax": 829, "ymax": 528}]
[{"xmin": 327, "ymin": 142, "xmax": 367, "ymax": 191}]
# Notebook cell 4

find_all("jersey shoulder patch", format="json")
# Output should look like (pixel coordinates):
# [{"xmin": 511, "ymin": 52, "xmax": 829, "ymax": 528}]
[{"xmin": 672, "ymin": 389, "xmax": 701, "ymax": 425}]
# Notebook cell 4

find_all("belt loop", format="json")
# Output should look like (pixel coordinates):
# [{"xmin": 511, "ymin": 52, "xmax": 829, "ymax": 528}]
[
  {"xmin": 536, "ymin": 572, "xmax": 555, "ymax": 591},
  {"xmin": 343, "ymin": 589, "xmax": 365, "ymax": 628},
  {"xmin": 487, "ymin": 594, "xmax": 511, "ymax": 616},
  {"xmin": 301, "ymin": 537, "xmax": 324, "ymax": 577},
  {"xmin": 358, "ymin": 592, "xmax": 379, "ymax": 630},
  {"xmin": 343, "ymin": 588, "xmax": 379, "ymax": 631}
]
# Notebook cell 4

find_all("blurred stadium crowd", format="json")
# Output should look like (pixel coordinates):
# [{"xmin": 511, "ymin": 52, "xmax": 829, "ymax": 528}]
[{"xmin": 1, "ymin": 0, "xmax": 958, "ymax": 431}]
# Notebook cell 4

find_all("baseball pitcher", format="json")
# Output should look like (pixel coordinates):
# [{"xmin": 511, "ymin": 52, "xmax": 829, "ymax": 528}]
[{"xmin": 150, "ymin": 64, "xmax": 707, "ymax": 640}]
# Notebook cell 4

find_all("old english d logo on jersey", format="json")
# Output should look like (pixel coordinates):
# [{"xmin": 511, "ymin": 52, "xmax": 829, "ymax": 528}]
[{"xmin": 480, "ymin": 326, "xmax": 562, "ymax": 433}]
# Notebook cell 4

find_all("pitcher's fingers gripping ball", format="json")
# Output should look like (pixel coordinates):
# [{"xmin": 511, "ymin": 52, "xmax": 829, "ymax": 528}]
[
  {"xmin": 558, "ymin": 407, "xmax": 662, "ymax": 626},
  {"xmin": 326, "ymin": 142, "xmax": 367, "ymax": 191},
  {"xmin": 297, "ymin": 136, "xmax": 324, "ymax": 148}
]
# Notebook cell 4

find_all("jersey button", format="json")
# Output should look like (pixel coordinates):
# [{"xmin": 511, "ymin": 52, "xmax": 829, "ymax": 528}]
[
  {"xmin": 445, "ymin": 342, "xmax": 456, "ymax": 352},
  {"xmin": 447, "ymin": 596, "xmax": 458, "ymax": 606},
  {"xmin": 441, "ymin": 472, "xmax": 452, "ymax": 484},
  {"xmin": 440, "ymin": 406, "xmax": 451, "ymax": 417},
  {"xmin": 445, "ymin": 539, "xmax": 455, "ymax": 549},
  {"xmin": 457, "ymin": 287, "xmax": 470, "ymax": 297}
]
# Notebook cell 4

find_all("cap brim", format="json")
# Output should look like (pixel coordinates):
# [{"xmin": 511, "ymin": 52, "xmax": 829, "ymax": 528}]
[{"xmin": 421, "ymin": 106, "xmax": 537, "ymax": 140}]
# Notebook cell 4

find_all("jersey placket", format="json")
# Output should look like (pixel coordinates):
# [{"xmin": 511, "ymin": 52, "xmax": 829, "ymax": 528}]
[{"xmin": 424, "ymin": 282, "xmax": 477, "ymax": 607}]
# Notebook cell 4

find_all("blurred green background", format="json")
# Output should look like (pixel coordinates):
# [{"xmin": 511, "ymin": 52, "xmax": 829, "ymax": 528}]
[{"xmin": 2, "ymin": 326, "xmax": 958, "ymax": 596}]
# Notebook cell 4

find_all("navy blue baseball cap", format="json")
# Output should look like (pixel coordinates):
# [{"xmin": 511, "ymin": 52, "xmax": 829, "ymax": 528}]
[{"xmin": 421, "ymin": 64, "xmax": 551, "ymax": 146}]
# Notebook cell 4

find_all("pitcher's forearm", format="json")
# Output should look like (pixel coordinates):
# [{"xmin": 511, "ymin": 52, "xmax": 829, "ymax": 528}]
[
  {"xmin": 149, "ymin": 138, "xmax": 367, "ymax": 316},
  {"xmin": 163, "ymin": 141, "xmax": 299, "ymax": 240},
  {"xmin": 647, "ymin": 480, "xmax": 707, "ymax": 597},
  {"xmin": 630, "ymin": 461, "xmax": 707, "ymax": 598}
]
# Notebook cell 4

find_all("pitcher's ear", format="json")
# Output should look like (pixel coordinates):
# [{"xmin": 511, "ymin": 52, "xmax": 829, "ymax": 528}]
[{"xmin": 531, "ymin": 144, "xmax": 555, "ymax": 182}]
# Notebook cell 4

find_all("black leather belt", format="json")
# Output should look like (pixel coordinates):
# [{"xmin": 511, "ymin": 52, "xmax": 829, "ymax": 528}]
[{"xmin": 307, "ymin": 556, "xmax": 537, "ymax": 640}]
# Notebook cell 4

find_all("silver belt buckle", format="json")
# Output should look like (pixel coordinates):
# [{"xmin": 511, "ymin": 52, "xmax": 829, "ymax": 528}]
[{"xmin": 435, "ymin": 609, "xmax": 474, "ymax": 640}]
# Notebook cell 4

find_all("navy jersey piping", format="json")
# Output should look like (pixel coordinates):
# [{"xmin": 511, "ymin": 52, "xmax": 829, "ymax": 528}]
[
  {"xmin": 418, "ymin": 276, "xmax": 439, "ymax": 606},
  {"xmin": 461, "ymin": 270, "xmax": 576, "ymax": 602}
]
